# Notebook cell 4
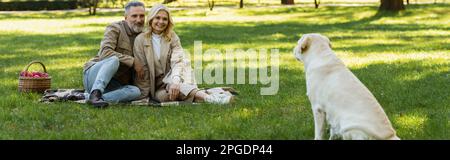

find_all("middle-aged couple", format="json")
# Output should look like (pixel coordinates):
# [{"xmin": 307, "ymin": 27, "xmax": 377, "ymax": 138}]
[{"xmin": 82, "ymin": 1, "xmax": 233, "ymax": 108}]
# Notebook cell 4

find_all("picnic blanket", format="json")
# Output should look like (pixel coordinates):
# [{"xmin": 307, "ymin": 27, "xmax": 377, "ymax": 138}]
[
  {"xmin": 40, "ymin": 89, "xmax": 86, "ymax": 103},
  {"xmin": 40, "ymin": 87, "xmax": 238, "ymax": 106}
]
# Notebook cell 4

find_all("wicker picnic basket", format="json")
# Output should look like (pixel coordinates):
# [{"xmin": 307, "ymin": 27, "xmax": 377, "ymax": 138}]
[{"xmin": 18, "ymin": 61, "xmax": 51, "ymax": 93}]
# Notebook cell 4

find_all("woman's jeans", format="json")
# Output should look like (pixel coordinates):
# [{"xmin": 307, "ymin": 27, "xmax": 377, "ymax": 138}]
[{"xmin": 83, "ymin": 56, "xmax": 140, "ymax": 103}]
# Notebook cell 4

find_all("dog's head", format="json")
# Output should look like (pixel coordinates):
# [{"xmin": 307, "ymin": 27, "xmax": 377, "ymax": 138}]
[{"xmin": 294, "ymin": 33, "xmax": 332, "ymax": 62}]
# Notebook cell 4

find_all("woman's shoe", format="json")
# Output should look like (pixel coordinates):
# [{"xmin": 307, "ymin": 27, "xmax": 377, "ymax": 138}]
[{"xmin": 205, "ymin": 93, "xmax": 233, "ymax": 105}]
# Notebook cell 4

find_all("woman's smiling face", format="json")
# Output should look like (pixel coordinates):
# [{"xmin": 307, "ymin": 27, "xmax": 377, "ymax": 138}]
[{"xmin": 151, "ymin": 10, "xmax": 169, "ymax": 34}]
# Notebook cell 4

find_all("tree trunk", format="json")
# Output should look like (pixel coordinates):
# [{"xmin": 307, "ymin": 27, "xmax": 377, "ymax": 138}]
[
  {"xmin": 379, "ymin": 0, "xmax": 405, "ymax": 11},
  {"xmin": 93, "ymin": 0, "xmax": 98, "ymax": 15},
  {"xmin": 281, "ymin": 0, "xmax": 294, "ymax": 5},
  {"xmin": 314, "ymin": 0, "xmax": 320, "ymax": 8},
  {"xmin": 83, "ymin": 0, "xmax": 99, "ymax": 15},
  {"xmin": 208, "ymin": 0, "xmax": 215, "ymax": 11},
  {"xmin": 240, "ymin": 0, "xmax": 244, "ymax": 8},
  {"xmin": 406, "ymin": 0, "xmax": 409, "ymax": 5}
]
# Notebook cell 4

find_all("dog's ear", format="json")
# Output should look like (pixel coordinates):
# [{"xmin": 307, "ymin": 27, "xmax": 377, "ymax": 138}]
[{"xmin": 299, "ymin": 35, "xmax": 311, "ymax": 53}]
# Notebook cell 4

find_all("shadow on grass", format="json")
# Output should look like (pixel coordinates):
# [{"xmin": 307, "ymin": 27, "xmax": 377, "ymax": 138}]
[
  {"xmin": 176, "ymin": 4, "xmax": 448, "ymax": 50},
  {"xmin": 206, "ymin": 58, "xmax": 449, "ymax": 139},
  {"xmin": 0, "ymin": 3, "xmax": 448, "ymax": 139},
  {"xmin": 284, "ymin": 59, "xmax": 449, "ymax": 139},
  {"xmin": 177, "ymin": 19, "xmax": 448, "ymax": 55},
  {"xmin": 350, "ymin": 60, "xmax": 449, "ymax": 139}
]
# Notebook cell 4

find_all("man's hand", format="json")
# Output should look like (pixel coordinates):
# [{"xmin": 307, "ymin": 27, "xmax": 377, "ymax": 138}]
[
  {"xmin": 134, "ymin": 58, "xmax": 145, "ymax": 80},
  {"xmin": 168, "ymin": 83, "xmax": 180, "ymax": 101}
]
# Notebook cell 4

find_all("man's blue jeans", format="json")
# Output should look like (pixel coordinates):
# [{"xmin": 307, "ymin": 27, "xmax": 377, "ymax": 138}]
[{"xmin": 83, "ymin": 56, "xmax": 140, "ymax": 103}]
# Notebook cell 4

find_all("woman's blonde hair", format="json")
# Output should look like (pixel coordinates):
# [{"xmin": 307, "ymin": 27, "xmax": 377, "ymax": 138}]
[{"xmin": 145, "ymin": 4, "xmax": 174, "ymax": 42}]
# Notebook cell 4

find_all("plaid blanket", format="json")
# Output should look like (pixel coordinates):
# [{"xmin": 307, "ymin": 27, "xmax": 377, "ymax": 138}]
[
  {"xmin": 40, "ymin": 89, "xmax": 86, "ymax": 103},
  {"xmin": 40, "ymin": 87, "xmax": 238, "ymax": 106}
]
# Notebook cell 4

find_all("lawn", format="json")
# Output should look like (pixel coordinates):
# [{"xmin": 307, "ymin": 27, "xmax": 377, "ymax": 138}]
[{"xmin": 0, "ymin": 3, "xmax": 448, "ymax": 139}]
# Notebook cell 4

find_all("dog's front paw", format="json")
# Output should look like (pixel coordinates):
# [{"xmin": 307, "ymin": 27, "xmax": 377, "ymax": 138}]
[{"xmin": 314, "ymin": 137, "xmax": 323, "ymax": 140}]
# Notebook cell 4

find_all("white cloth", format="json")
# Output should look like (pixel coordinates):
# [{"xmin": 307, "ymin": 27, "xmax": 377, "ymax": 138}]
[
  {"xmin": 152, "ymin": 33, "xmax": 180, "ymax": 84},
  {"xmin": 152, "ymin": 33, "xmax": 162, "ymax": 60}
]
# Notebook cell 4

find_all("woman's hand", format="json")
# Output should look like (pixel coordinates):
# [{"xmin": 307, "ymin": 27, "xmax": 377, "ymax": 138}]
[
  {"xmin": 168, "ymin": 83, "xmax": 180, "ymax": 101},
  {"xmin": 134, "ymin": 59, "xmax": 145, "ymax": 80}
]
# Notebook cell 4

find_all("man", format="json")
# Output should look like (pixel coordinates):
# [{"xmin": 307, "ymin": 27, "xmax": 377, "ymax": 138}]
[{"xmin": 82, "ymin": 1, "xmax": 146, "ymax": 108}]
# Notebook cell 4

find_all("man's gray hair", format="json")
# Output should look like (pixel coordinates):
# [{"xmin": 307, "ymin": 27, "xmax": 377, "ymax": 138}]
[{"xmin": 124, "ymin": 1, "xmax": 145, "ymax": 16}]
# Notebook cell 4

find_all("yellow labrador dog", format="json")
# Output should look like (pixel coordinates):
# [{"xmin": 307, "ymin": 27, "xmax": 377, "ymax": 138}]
[{"xmin": 293, "ymin": 33, "xmax": 399, "ymax": 140}]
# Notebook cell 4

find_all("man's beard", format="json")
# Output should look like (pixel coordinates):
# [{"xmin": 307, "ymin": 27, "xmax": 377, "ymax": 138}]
[{"xmin": 130, "ymin": 23, "xmax": 144, "ymax": 33}]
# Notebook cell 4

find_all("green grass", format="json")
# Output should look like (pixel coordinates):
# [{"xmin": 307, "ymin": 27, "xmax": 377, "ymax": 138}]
[{"xmin": 0, "ymin": 3, "xmax": 449, "ymax": 139}]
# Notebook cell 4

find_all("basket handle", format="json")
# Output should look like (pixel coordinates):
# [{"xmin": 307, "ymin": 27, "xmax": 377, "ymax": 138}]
[{"xmin": 23, "ymin": 61, "xmax": 47, "ymax": 73}]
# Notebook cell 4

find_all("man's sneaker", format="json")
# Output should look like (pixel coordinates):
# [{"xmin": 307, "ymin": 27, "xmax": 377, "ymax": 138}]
[
  {"xmin": 205, "ymin": 93, "xmax": 233, "ymax": 105},
  {"xmin": 87, "ymin": 89, "xmax": 109, "ymax": 108}
]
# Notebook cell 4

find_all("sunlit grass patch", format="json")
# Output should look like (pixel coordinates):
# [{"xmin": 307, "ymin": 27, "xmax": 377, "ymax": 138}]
[
  {"xmin": 0, "ymin": 4, "xmax": 448, "ymax": 139},
  {"xmin": 395, "ymin": 113, "xmax": 428, "ymax": 138}
]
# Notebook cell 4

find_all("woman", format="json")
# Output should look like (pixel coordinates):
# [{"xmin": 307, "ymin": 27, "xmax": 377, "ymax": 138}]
[{"xmin": 133, "ymin": 4, "xmax": 232, "ymax": 104}]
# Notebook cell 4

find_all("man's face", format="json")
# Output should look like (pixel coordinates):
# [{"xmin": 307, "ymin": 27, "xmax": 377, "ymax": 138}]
[{"xmin": 125, "ymin": 6, "xmax": 145, "ymax": 33}]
